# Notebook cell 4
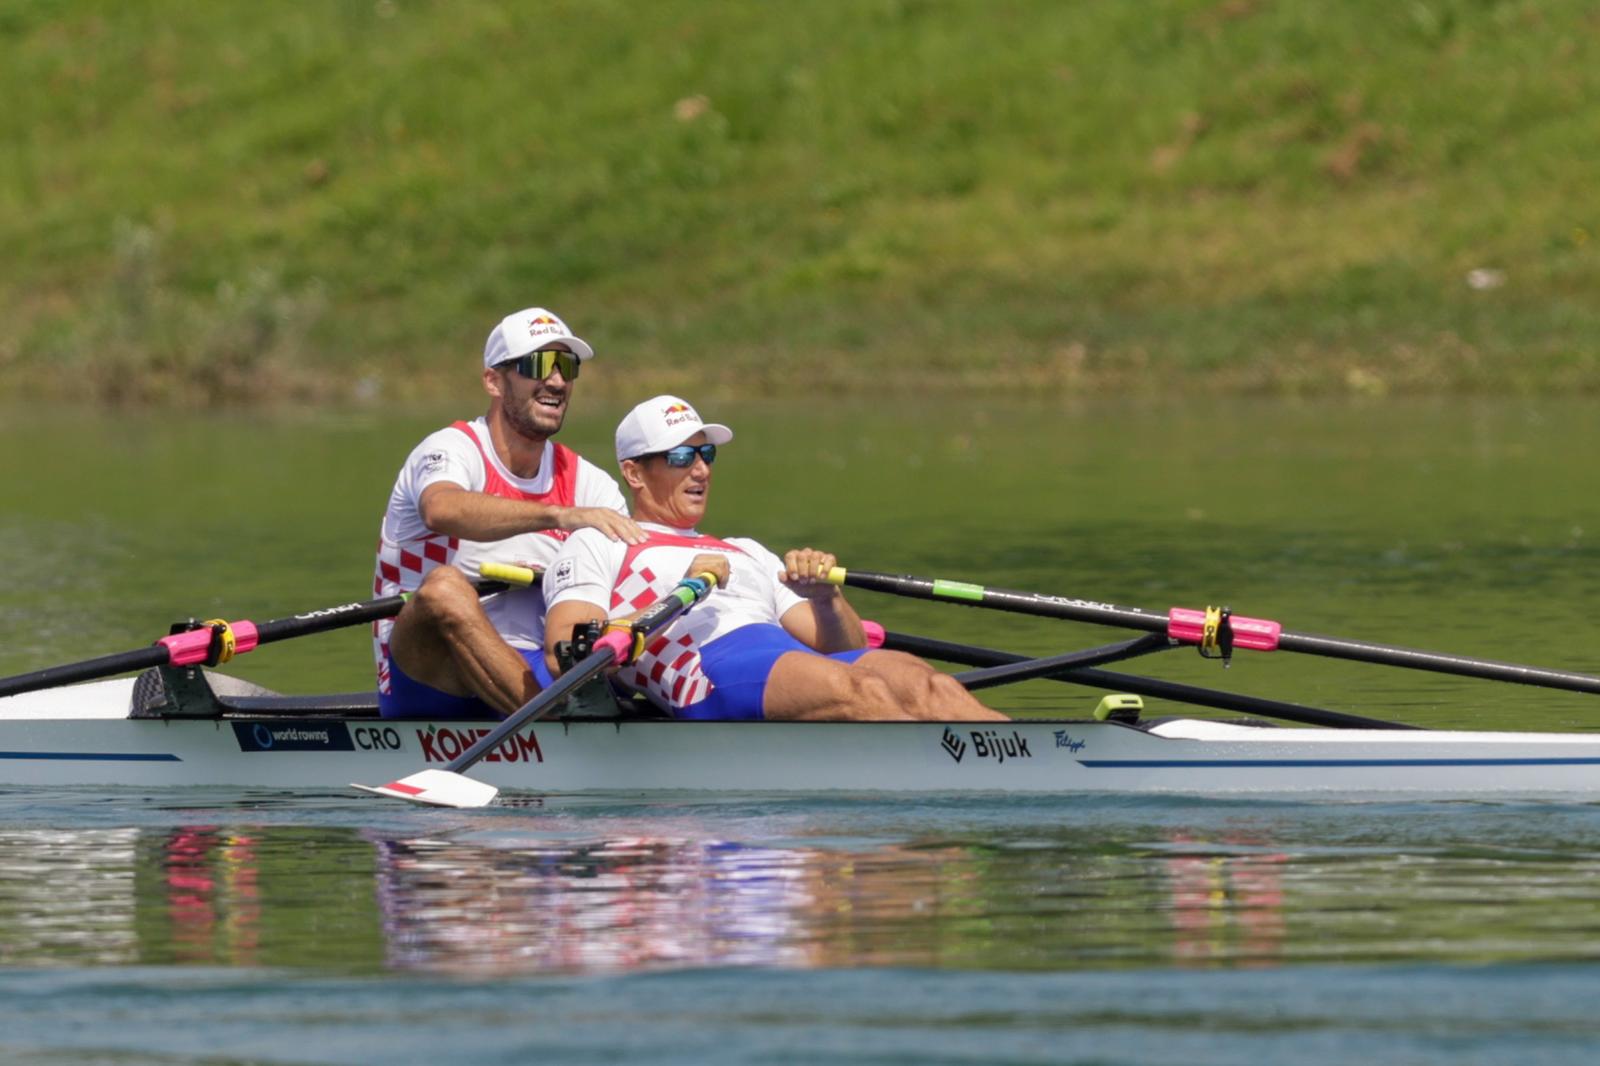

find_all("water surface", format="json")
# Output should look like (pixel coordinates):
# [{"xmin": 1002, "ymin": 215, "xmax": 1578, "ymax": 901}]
[
  {"xmin": 5, "ymin": 789, "xmax": 1600, "ymax": 1063},
  {"xmin": 2, "ymin": 396, "xmax": 1596, "ymax": 726},
  {"xmin": 3, "ymin": 396, "xmax": 1600, "ymax": 1063}
]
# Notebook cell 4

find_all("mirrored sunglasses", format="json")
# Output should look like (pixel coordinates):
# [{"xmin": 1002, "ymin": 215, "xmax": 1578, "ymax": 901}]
[
  {"xmin": 501, "ymin": 349, "xmax": 580, "ymax": 381},
  {"xmin": 646, "ymin": 443, "xmax": 718, "ymax": 467}
]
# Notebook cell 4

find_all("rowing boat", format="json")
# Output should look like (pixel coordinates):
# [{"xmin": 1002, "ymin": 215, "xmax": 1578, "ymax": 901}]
[
  {"xmin": 6, "ymin": 664, "xmax": 1600, "ymax": 795},
  {"xmin": 6, "ymin": 566, "xmax": 1600, "ymax": 803}
]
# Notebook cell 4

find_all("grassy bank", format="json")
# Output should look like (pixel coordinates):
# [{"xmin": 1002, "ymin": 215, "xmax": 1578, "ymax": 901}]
[{"xmin": 3, "ymin": 0, "xmax": 1598, "ymax": 406}]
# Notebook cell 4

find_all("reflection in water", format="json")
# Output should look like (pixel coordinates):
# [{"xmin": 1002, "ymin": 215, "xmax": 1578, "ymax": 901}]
[
  {"xmin": 373, "ymin": 837, "xmax": 821, "ymax": 973},
  {"xmin": 7, "ymin": 806, "xmax": 1600, "ymax": 975},
  {"xmin": 1161, "ymin": 835, "xmax": 1287, "ymax": 967},
  {"xmin": 0, "ymin": 829, "xmax": 140, "ymax": 965},
  {"xmin": 161, "ymin": 828, "xmax": 261, "ymax": 966},
  {"xmin": 0, "ymin": 825, "xmax": 385, "ymax": 970}
]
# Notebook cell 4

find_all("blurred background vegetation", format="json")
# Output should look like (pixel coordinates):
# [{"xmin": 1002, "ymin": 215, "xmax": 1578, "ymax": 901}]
[{"xmin": 2, "ymin": 0, "xmax": 1597, "ymax": 407}]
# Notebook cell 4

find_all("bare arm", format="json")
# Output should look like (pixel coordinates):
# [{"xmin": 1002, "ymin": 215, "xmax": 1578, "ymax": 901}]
[
  {"xmin": 776, "ymin": 548, "xmax": 865, "ymax": 653},
  {"xmin": 543, "ymin": 553, "xmax": 730, "ymax": 677},
  {"xmin": 420, "ymin": 482, "xmax": 644, "ymax": 543},
  {"xmin": 543, "ymin": 598, "xmax": 610, "ymax": 679}
]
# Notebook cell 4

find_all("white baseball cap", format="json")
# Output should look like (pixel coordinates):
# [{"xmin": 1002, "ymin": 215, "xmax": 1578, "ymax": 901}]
[
  {"xmin": 483, "ymin": 307, "xmax": 594, "ymax": 369},
  {"xmin": 615, "ymin": 395, "xmax": 734, "ymax": 462}
]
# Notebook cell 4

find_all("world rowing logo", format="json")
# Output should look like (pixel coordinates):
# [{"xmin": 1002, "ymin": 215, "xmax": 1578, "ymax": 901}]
[{"xmin": 233, "ymin": 722, "xmax": 353, "ymax": 752}]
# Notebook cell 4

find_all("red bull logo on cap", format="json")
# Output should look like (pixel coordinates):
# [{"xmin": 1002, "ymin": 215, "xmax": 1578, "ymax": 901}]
[
  {"xmin": 527, "ymin": 314, "xmax": 562, "ymax": 337},
  {"xmin": 663, "ymin": 401, "xmax": 696, "ymax": 427}
]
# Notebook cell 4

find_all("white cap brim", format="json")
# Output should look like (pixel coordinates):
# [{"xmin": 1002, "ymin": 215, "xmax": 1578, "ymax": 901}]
[
  {"xmin": 538, "ymin": 335, "xmax": 593, "ymax": 361},
  {"xmin": 677, "ymin": 422, "xmax": 733, "ymax": 447}
]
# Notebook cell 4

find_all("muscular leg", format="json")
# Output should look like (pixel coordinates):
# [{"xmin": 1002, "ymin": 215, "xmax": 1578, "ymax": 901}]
[
  {"xmin": 387, "ymin": 567, "xmax": 540, "ymax": 718},
  {"xmin": 851, "ymin": 650, "xmax": 1010, "ymax": 721},
  {"xmin": 761, "ymin": 652, "xmax": 915, "ymax": 721}
]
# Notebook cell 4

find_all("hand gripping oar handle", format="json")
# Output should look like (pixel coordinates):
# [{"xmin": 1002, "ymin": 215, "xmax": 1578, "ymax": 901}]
[
  {"xmin": 831, "ymin": 567, "xmax": 1600, "ymax": 697},
  {"xmin": 0, "ymin": 562, "xmax": 540, "ymax": 699},
  {"xmin": 355, "ymin": 571, "xmax": 721, "ymax": 807},
  {"xmin": 442, "ymin": 571, "xmax": 719, "ymax": 777}
]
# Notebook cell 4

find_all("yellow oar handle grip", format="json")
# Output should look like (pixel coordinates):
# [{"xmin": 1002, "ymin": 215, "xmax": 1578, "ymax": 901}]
[
  {"xmin": 694, "ymin": 570, "xmax": 721, "ymax": 589},
  {"xmin": 480, "ymin": 562, "xmax": 540, "ymax": 587},
  {"xmin": 826, "ymin": 566, "xmax": 848, "ymax": 585}
]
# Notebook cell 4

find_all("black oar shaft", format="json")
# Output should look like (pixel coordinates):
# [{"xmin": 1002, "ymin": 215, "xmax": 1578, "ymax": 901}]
[
  {"xmin": 440, "ymin": 573, "xmax": 721, "ymax": 778},
  {"xmin": 0, "ymin": 648, "xmax": 171, "ymax": 698},
  {"xmin": 1276, "ymin": 631, "xmax": 1600, "ymax": 696},
  {"xmin": 883, "ymin": 630, "xmax": 1415, "ymax": 730},
  {"xmin": 443, "ymin": 645, "xmax": 617, "ymax": 775},
  {"xmin": 952, "ymin": 633, "xmax": 1169, "ymax": 691},
  {"xmin": 250, "ymin": 593, "xmax": 410, "ymax": 644},
  {"xmin": 0, "ymin": 576, "xmax": 519, "ymax": 700},
  {"xmin": 843, "ymin": 570, "xmax": 1168, "ymax": 632},
  {"xmin": 226, "ymin": 577, "xmax": 513, "ymax": 648},
  {"xmin": 840, "ymin": 568, "xmax": 1600, "ymax": 698}
]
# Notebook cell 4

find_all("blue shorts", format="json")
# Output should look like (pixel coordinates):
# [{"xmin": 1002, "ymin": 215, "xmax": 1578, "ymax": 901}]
[
  {"xmin": 379, "ymin": 647, "xmax": 554, "ymax": 720},
  {"xmin": 683, "ymin": 623, "xmax": 868, "ymax": 721}
]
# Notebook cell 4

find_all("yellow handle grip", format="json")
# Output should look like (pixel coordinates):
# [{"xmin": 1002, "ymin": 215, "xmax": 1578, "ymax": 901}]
[
  {"xmin": 480, "ymin": 562, "xmax": 540, "ymax": 588},
  {"xmin": 826, "ymin": 566, "xmax": 847, "ymax": 586}
]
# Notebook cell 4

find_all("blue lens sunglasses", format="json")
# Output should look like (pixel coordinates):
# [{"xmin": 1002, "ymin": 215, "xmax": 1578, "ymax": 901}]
[{"xmin": 637, "ymin": 443, "xmax": 718, "ymax": 467}]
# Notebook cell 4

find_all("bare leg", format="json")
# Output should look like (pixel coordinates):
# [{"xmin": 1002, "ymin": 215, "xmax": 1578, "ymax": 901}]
[
  {"xmin": 387, "ymin": 567, "xmax": 540, "ymax": 718},
  {"xmin": 761, "ymin": 652, "xmax": 916, "ymax": 721},
  {"xmin": 851, "ymin": 650, "xmax": 1010, "ymax": 721}
]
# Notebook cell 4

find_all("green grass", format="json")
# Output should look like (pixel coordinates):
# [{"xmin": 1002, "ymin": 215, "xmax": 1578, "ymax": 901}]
[{"xmin": 3, "ymin": 0, "xmax": 1599, "ymax": 405}]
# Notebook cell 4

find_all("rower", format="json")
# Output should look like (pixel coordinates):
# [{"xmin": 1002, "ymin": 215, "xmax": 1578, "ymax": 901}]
[
  {"xmin": 541, "ymin": 396, "xmax": 1010, "ymax": 722},
  {"xmin": 372, "ymin": 307, "xmax": 644, "ymax": 720}
]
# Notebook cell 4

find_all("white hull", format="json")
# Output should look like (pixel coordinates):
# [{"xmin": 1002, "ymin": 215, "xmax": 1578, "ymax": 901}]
[{"xmin": 6, "ymin": 676, "xmax": 1600, "ymax": 796}]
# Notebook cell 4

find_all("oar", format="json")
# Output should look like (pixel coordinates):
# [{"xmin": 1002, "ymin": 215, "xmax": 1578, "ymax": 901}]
[
  {"xmin": 0, "ymin": 562, "xmax": 539, "ymax": 699},
  {"xmin": 353, "ymin": 571, "xmax": 721, "ymax": 809},
  {"xmin": 878, "ymin": 629, "xmax": 1414, "ymax": 730},
  {"xmin": 833, "ymin": 567, "xmax": 1600, "ymax": 697},
  {"xmin": 948, "ymin": 633, "xmax": 1171, "ymax": 691}
]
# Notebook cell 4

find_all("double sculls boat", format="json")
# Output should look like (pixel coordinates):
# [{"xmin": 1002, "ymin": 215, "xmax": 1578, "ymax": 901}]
[
  {"xmin": 8, "ymin": 664, "xmax": 1600, "ymax": 797},
  {"xmin": 3, "ymin": 565, "xmax": 1599, "ymax": 806}
]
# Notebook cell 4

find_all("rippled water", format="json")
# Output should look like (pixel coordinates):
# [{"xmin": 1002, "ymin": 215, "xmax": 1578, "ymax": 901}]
[
  {"xmin": 7, "ymin": 790, "xmax": 1600, "ymax": 1063},
  {"xmin": 9, "ymin": 792, "xmax": 1600, "ymax": 974},
  {"xmin": 4, "ymin": 397, "xmax": 1600, "ymax": 1062}
]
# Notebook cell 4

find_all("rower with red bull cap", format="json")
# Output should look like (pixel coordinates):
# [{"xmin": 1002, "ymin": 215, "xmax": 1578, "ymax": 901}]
[
  {"xmin": 542, "ymin": 395, "xmax": 1009, "ymax": 722},
  {"xmin": 373, "ymin": 306, "xmax": 644, "ymax": 719}
]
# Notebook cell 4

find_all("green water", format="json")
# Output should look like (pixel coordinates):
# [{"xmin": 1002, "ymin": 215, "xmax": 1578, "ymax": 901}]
[
  {"xmin": 6, "ymin": 790, "xmax": 1600, "ymax": 1065},
  {"xmin": 1, "ymin": 397, "xmax": 1597, "ymax": 727},
  {"xmin": 4, "ymin": 399, "xmax": 1600, "ymax": 1064}
]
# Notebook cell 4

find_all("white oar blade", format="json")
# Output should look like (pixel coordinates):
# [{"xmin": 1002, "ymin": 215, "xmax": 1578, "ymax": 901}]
[{"xmin": 351, "ymin": 769, "xmax": 499, "ymax": 808}]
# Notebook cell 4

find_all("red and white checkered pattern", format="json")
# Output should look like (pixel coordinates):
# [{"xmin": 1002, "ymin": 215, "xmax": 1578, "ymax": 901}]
[
  {"xmin": 371, "ymin": 421, "xmax": 584, "ymax": 694},
  {"xmin": 610, "ymin": 561, "xmax": 666, "ymax": 612},
  {"xmin": 625, "ymin": 631, "xmax": 712, "ymax": 709},
  {"xmin": 600, "ymin": 529, "xmax": 750, "ymax": 711},
  {"xmin": 372, "ymin": 534, "xmax": 459, "ymax": 694}
]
